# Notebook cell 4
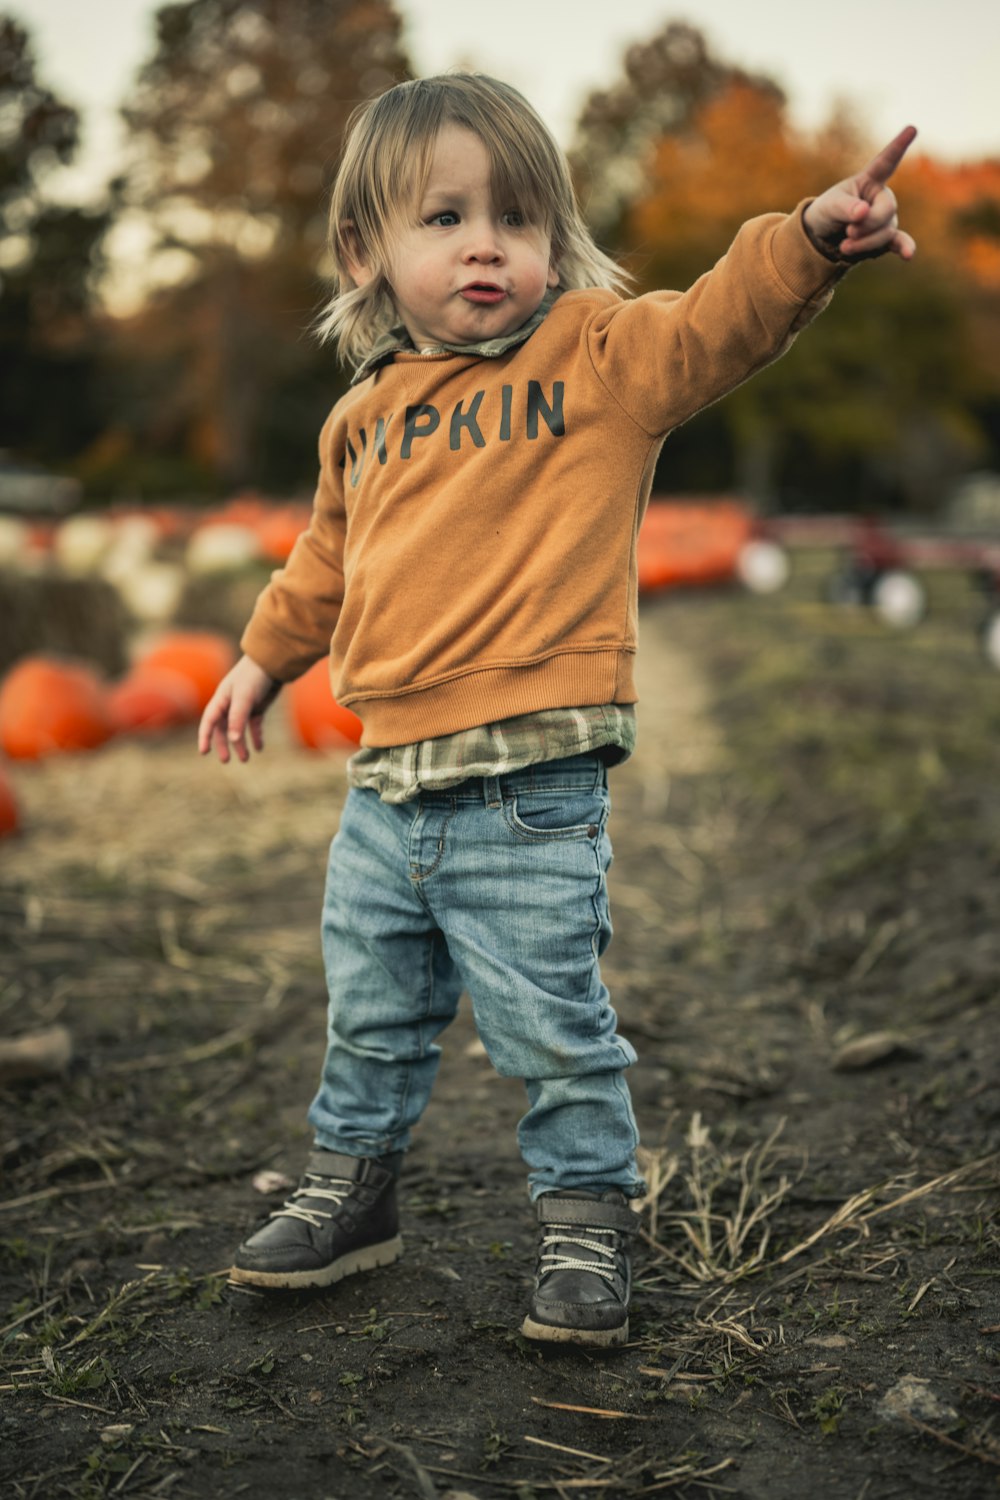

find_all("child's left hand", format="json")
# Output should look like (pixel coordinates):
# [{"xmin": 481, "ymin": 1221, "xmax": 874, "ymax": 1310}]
[{"xmin": 804, "ymin": 125, "xmax": 917, "ymax": 262}]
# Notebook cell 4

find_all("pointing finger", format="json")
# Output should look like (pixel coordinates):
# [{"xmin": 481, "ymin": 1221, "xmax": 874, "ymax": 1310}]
[{"xmin": 861, "ymin": 125, "xmax": 918, "ymax": 189}]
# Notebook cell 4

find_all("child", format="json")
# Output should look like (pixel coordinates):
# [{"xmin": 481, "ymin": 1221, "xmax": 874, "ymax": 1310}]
[{"xmin": 199, "ymin": 73, "xmax": 915, "ymax": 1347}]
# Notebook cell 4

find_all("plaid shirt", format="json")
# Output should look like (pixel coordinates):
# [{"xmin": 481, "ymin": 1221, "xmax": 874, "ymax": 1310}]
[
  {"xmin": 348, "ymin": 704, "xmax": 636, "ymax": 804},
  {"xmin": 351, "ymin": 291, "xmax": 559, "ymax": 384}
]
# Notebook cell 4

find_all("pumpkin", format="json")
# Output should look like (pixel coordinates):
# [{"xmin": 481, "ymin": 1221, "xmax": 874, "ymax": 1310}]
[
  {"xmin": 0, "ymin": 657, "xmax": 114, "ymax": 759},
  {"xmin": 637, "ymin": 501, "xmax": 751, "ymax": 592},
  {"xmin": 133, "ymin": 632, "xmax": 237, "ymax": 714},
  {"xmin": 108, "ymin": 667, "xmax": 201, "ymax": 735},
  {"xmin": 286, "ymin": 659, "xmax": 363, "ymax": 749},
  {"xmin": 256, "ymin": 505, "xmax": 311, "ymax": 563}
]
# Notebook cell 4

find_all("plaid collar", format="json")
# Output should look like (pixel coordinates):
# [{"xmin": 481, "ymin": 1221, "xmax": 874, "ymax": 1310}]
[{"xmin": 352, "ymin": 289, "xmax": 560, "ymax": 384}]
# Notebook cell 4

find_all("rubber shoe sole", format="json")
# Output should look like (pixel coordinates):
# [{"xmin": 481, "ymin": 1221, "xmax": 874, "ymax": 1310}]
[
  {"xmin": 228, "ymin": 1233, "xmax": 403, "ymax": 1291},
  {"xmin": 520, "ymin": 1312, "xmax": 628, "ymax": 1348}
]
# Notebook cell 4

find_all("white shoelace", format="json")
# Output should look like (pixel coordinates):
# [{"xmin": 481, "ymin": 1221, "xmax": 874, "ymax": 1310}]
[
  {"xmin": 539, "ymin": 1229, "xmax": 621, "ymax": 1283},
  {"xmin": 270, "ymin": 1173, "xmax": 353, "ymax": 1230}
]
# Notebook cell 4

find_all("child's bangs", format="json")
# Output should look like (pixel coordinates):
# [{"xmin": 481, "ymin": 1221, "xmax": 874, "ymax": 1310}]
[
  {"xmin": 482, "ymin": 135, "xmax": 553, "ymax": 227},
  {"xmin": 440, "ymin": 81, "xmax": 566, "ymax": 228}
]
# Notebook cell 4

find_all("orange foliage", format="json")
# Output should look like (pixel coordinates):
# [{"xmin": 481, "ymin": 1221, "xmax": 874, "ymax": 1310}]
[
  {"xmin": 895, "ymin": 154, "xmax": 1000, "ymax": 289},
  {"xmin": 630, "ymin": 83, "xmax": 858, "ymax": 280},
  {"xmin": 630, "ymin": 79, "xmax": 1000, "ymax": 300}
]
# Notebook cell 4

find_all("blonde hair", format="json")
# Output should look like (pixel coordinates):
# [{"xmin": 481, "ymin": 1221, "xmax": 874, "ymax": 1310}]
[{"xmin": 316, "ymin": 73, "xmax": 628, "ymax": 367}]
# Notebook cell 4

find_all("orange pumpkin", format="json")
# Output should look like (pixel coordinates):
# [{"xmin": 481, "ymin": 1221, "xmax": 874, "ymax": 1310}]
[
  {"xmin": 108, "ymin": 667, "xmax": 201, "ymax": 735},
  {"xmin": 0, "ymin": 657, "xmax": 114, "ymax": 759},
  {"xmin": 134, "ymin": 631, "xmax": 237, "ymax": 714},
  {"xmin": 256, "ymin": 505, "xmax": 311, "ymax": 563},
  {"xmin": 286, "ymin": 659, "xmax": 363, "ymax": 749},
  {"xmin": 637, "ymin": 500, "xmax": 752, "ymax": 592},
  {"xmin": 0, "ymin": 763, "xmax": 20, "ymax": 835}
]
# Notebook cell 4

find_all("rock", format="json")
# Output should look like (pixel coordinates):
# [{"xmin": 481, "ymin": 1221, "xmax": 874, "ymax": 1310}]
[
  {"xmin": 0, "ymin": 1025, "xmax": 73, "ymax": 1084},
  {"xmin": 877, "ymin": 1374, "xmax": 959, "ymax": 1430},
  {"xmin": 100, "ymin": 1424, "xmax": 135, "ymax": 1446},
  {"xmin": 252, "ymin": 1169, "xmax": 295, "ymax": 1195},
  {"xmin": 832, "ymin": 1031, "xmax": 920, "ymax": 1071}
]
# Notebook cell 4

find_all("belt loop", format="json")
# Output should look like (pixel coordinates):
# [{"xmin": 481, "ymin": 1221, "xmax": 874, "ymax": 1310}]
[{"xmin": 484, "ymin": 774, "xmax": 502, "ymax": 809}]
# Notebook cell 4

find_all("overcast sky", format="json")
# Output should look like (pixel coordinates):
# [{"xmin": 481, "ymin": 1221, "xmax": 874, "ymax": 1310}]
[{"xmin": 15, "ymin": 0, "xmax": 1000, "ymax": 203}]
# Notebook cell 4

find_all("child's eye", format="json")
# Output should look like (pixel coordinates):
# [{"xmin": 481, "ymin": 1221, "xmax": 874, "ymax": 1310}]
[
  {"xmin": 427, "ymin": 210, "xmax": 459, "ymax": 227},
  {"xmin": 503, "ymin": 209, "xmax": 525, "ymax": 228}
]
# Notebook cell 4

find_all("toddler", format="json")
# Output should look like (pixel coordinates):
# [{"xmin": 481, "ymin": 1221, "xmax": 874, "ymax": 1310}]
[{"xmin": 199, "ymin": 73, "xmax": 915, "ymax": 1347}]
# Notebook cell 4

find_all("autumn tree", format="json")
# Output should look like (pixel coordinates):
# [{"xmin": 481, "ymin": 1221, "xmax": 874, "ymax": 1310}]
[
  {"xmin": 105, "ymin": 0, "xmax": 412, "ymax": 493},
  {"xmin": 0, "ymin": 15, "xmax": 108, "ymax": 465},
  {"xmin": 569, "ymin": 22, "xmax": 785, "ymax": 247},
  {"xmin": 580, "ymin": 33, "xmax": 995, "ymax": 512}
]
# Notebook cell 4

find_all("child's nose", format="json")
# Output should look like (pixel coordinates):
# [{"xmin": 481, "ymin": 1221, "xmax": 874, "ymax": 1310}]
[{"xmin": 462, "ymin": 221, "xmax": 504, "ymax": 263}]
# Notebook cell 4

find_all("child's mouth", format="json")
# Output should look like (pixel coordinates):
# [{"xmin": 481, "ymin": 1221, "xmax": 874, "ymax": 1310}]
[{"xmin": 460, "ymin": 284, "xmax": 506, "ymax": 305}]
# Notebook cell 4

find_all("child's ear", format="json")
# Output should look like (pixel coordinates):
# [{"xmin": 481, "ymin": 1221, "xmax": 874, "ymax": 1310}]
[
  {"xmin": 340, "ymin": 222, "xmax": 374, "ymax": 288},
  {"xmin": 546, "ymin": 259, "xmax": 560, "ymax": 290}
]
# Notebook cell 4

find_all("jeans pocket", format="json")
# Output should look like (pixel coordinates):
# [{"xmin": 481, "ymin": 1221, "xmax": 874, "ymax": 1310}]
[{"xmin": 503, "ymin": 788, "xmax": 608, "ymax": 842}]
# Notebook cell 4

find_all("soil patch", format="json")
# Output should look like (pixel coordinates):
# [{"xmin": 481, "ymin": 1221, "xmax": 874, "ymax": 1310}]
[{"xmin": 2, "ymin": 559, "xmax": 998, "ymax": 1498}]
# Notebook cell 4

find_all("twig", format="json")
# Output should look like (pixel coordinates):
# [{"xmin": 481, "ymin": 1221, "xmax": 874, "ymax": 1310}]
[
  {"xmin": 0, "ymin": 1294, "xmax": 62, "ymax": 1337},
  {"xmin": 897, "ymin": 1413, "xmax": 1000, "ymax": 1468},
  {"xmin": 857, "ymin": 1153, "xmax": 1000, "ymax": 1224},
  {"xmin": 36, "ymin": 1391, "xmax": 117, "ymax": 1415},
  {"xmin": 376, "ymin": 1438, "xmax": 439, "ymax": 1500},
  {"xmin": 64, "ymin": 1273, "xmax": 159, "ymax": 1348},
  {"xmin": 105, "ymin": 1019, "xmax": 261, "ymax": 1073},
  {"xmin": 0, "ymin": 1176, "xmax": 129, "ymax": 1213},
  {"xmin": 522, "ymin": 1435, "xmax": 612, "ymax": 1463},
  {"xmin": 907, "ymin": 1278, "xmax": 935, "ymax": 1313},
  {"xmin": 633, "ymin": 1457, "xmax": 736, "ymax": 1494},
  {"xmin": 111, "ymin": 1451, "xmax": 149, "ymax": 1494},
  {"xmin": 530, "ymin": 1397, "xmax": 652, "ymax": 1421}
]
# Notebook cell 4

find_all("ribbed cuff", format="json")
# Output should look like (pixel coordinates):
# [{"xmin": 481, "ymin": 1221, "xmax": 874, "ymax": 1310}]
[{"xmin": 768, "ymin": 201, "xmax": 850, "ymax": 300}]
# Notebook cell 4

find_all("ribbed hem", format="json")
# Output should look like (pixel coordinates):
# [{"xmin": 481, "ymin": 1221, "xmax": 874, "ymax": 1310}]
[{"xmin": 346, "ymin": 649, "xmax": 637, "ymax": 748}]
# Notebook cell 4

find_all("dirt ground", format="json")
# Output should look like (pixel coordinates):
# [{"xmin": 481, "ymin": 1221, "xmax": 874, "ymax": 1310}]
[{"xmin": 2, "ymin": 553, "xmax": 999, "ymax": 1499}]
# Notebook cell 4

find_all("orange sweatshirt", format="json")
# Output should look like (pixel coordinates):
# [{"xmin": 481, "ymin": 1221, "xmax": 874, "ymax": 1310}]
[{"xmin": 242, "ymin": 208, "xmax": 841, "ymax": 746}]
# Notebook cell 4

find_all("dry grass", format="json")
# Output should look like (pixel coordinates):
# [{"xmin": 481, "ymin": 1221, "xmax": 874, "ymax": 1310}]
[{"xmin": 637, "ymin": 1116, "xmax": 802, "ymax": 1287}]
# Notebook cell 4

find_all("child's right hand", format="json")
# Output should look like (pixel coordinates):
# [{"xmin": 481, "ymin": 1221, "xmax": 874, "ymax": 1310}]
[{"xmin": 198, "ymin": 653, "xmax": 281, "ymax": 764}]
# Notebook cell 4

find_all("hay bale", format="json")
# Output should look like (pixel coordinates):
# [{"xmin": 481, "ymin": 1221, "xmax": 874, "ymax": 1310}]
[{"xmin": 0, "ymin": 570, "xmax": 129, "ymax": 678}]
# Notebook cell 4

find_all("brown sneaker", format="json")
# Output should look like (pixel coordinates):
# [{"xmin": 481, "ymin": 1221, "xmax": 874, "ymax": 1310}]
[
  {"xmin": 521, "ymin": 1189, "xmax": 636, "ymax": 1347},
  {"xmin": 229, "ymin": 1150, "xmax": 403, "ymax": 1291}
]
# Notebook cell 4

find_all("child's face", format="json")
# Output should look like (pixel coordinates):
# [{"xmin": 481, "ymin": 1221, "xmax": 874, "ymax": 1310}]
[{"xmin": 356, "ymin": 124, "xmax": 559, "ymax": 350}]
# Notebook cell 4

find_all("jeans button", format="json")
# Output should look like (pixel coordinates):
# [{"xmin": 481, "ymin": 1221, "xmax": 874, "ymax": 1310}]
[{"xmin": 587, "ymin": 824, "xmax": 598, "ymax": 837}]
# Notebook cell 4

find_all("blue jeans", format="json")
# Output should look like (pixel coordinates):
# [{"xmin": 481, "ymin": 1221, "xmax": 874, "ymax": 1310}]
[{"xmin": 307, "ymin": 753, "xmax": 644, "ymax": 1200}]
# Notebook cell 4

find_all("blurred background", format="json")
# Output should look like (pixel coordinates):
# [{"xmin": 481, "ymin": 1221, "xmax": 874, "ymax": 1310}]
[
  {"xmin": 2, "ymin": 0, "xmax": 1000, "ymax": 724},
  {"xmin": 3, "ymin": 0, "xmax": 999, "ymax": 514}
]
